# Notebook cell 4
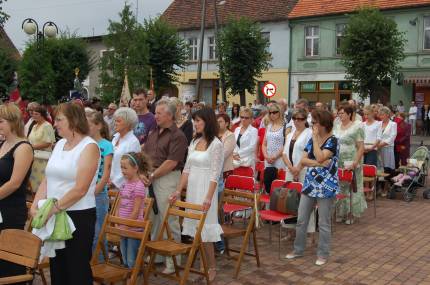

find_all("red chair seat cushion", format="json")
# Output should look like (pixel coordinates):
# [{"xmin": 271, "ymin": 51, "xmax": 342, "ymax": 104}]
[
  {"xmin": 260, "ymin": 194, "xmax": 269, "ymax": 204},
  {"xmin": 223, "ymin": 204, "xmax": 249, "ymax": 214},
  {"xmin": 260, "ymin": 210, "xmax": 295, "ymax": 222}
]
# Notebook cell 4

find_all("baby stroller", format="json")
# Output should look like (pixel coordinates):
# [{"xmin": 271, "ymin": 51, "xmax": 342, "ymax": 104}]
[{"xmin": 389, "ymin": 146, "xmax": 429, "ymax": 202}]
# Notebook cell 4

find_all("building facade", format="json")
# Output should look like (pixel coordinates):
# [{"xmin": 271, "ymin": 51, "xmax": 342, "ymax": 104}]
[
  {"xmin": 162, "ymin": 0, "xmax": 297, "ymax": 107},
  {"xmin": 288, "ymin": 0, "xmax": 430, "ymax": 111}
]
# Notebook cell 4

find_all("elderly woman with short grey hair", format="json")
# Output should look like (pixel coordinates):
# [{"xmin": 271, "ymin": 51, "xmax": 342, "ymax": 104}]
[
  {"xmin": 110, "ymin": 107, "xmax": 141, "ymax": 189},
  {"xmin": 376, "ymin": 106, "xmax": 397, "ymax": 186}
]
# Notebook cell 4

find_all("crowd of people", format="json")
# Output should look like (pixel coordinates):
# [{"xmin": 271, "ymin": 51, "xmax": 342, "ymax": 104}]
[{"xmin": 0, "ymin": 89, "xmax": 416, "ymax": 283}]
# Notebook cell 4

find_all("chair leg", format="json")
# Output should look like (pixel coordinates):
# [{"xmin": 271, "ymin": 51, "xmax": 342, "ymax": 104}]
[
  {"xmin": 373, "ymin": 190, "xmax": 377, "ymax": 218},
  {"xmin": 39, "ymin": 268, "xmax": 47, "ymax": 285},
  {"xmin": 278, "ymin": 224, "xmax": 282, "ymax": 260},
  {"xmin": 180, "ymin": 247, "xmax": 199, "ymax": 285},
  {"xmin": 199, "ymin": 244, "xmax": 210, "ymax": 285},
  {"xmin": 234, "ymin": 228, "xmax": 252, "ymax": 278},
  {"xmin": 252, "ymin": 230, "xmax": 260, "ymax": 267},
  {"xmin": 144, "ymin": 252, "xmax": 156, "ymax": 285},
  {"xmin": 349, "ymin": 186, "xmax": 353, "ymax": 224}
]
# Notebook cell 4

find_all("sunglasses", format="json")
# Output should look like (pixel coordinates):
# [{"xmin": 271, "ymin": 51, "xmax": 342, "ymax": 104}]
[
  {"xmin": 292, "ymin": 117, "xmax": 306, "ymax": 121},
  {"xmin": 269, "ymin": 111, "xmax": 279, "ymax": 115},
  {"xmin": 240, "ymin": 116, "xmax": 250, "ymax": 119}
]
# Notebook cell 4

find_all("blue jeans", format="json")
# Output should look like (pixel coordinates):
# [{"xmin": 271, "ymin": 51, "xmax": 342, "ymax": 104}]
[
  {"xmin": 92, "ymin": 192, "xmax": 109, "ymax": 262},
  {"xmin": 120, "ymin": 238, "xmax": 141, "ymax": 268},
  {"xmin": 215, "ymin": 174, "xmax": 225, "ymax": 252}
]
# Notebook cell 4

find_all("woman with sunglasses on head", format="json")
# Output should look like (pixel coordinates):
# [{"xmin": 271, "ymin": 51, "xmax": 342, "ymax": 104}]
[
  {"xmin": 283, "ymin": 108, "xmax": 312, "ymax": 183},
  {"xmin": 261, "ymin": 103, "xmax": 285, "ymax": 192},
  {"xmin": 334, "ymin": 102, "xmax": 366, "ymax": 224},
  {"xmin": 286, "ymin": 109, "xmax": 339, "ymax": 266},
  {"xmin": 233, "ymin": 107, "xmax": 258, "ymax": 171}
]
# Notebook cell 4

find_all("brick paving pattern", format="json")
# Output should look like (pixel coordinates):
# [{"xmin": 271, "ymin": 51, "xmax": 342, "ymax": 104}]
[{"xmin": 32, "ymin": 188, "xmax": 430, "ymax": 285}]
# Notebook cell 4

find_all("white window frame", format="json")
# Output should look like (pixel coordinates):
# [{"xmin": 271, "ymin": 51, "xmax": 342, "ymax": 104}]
[
  {"xmin": 336, "ymin": 24, "xmax": 346, "ymax": 55},
  {"xmin": 187, "ymin": 37, "xmax": 198, "ymax": 61},
  {"xmin": 208, "ymin": 36, "xmax": 217, "ymax": 60},
  {"xmin": 424, "ymin": 16, "xmax": 430, "ymax": 50},
  {"xmin": 305, "ymin": 26, "xmax": 319, "ymax": 57}
]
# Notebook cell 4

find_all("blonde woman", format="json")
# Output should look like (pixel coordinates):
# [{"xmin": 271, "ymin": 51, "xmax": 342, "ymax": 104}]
[
  {"xmin": 0, "ymin": 103, "xmax": 34, "ymax": 277},
  {"xmin": 233, "ymin": 107, "xmax": 258, "ymax": 170},
  {"xmin": 262, "ymin": 103, "xmax": 285, "ymax": 192}
]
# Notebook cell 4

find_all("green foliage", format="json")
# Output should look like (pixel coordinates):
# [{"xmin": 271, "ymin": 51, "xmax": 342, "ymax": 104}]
[
  {"xmin": 144, "ymin": 17, "xmax": 188, "ymax": 96},
  {"xmin": 340, "ymin": 7, "xmax": 406, "ymax": 100},
  {"xmin": 19, "ymin": 35, "xmax": 92, "ymax": 104},
  {"xmin": 0, "ymin": 47, "xmax": 16, "ymax": 99},
  {"xmin": 218, "ymin": 17, "xmax": 272, "ymax": 105},
  {"xmin": 98, "ymin": 4, "xmax": 148, "ymax": 105},
  {"xmin": 0, "ymin": 0, "xmax": 10, "ymax": 27}
]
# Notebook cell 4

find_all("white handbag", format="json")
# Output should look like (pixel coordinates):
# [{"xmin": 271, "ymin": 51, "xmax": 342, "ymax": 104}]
[{"xmin": 34, "ymin": 150, "xmax": 52, "ymax": 160}]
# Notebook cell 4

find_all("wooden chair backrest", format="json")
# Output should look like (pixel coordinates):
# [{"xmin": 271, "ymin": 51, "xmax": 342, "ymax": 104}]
[
  {"xmin": 157, "ymin": 200, "xmax": 207, "ymax": 242},
  {"xmin": 92, "ymin": 198, "xmax": 153, "ymax": 269},
  {"xmin": 0, "ymin": 229, "xmax": 42, "ymax": 269},
  {"xmin": 108, "ymin": 189, "xmax": 120, "ymax": 214},
  {"xmin": 222, "ymin": 189, "xmax": 259, "ymax": 208}
]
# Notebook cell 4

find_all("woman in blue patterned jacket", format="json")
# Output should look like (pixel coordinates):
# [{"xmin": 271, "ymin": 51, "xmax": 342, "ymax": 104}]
[{"xmin": 286, "ymin": 109, "xmax": 339, "ymax": 266}]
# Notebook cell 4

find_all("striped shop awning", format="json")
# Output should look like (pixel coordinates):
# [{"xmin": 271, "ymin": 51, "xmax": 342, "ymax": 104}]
[{"xmin": 403, "ymin": 76, "xmax": 430, "ymax": 85}]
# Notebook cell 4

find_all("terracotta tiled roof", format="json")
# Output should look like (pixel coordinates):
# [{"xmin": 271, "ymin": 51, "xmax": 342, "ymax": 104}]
[
  {"xmin": 289, "ymin": 0, "xmax": 430, "ymax": 19},
  {"xmin": 0, "ymin": 27, "xmax": 20, "ymax": 59},
  {"xmin": 161, "ymin": 0, "xmax": 298, "ymax": 31}
]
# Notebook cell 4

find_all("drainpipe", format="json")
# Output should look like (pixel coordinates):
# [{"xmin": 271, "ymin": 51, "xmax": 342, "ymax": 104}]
[{"xmin": 287, "ymin": 23, "xmax": 293, "ymax": 106}]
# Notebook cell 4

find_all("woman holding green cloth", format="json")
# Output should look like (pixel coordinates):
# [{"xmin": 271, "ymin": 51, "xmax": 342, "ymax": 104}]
[{"xmin": 30, "ymin": 102, "xmax": 100, "ymax": 285}]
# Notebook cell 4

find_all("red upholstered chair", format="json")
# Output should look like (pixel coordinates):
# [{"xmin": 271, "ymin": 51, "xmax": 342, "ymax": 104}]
[
  {"xmin": 259, "ymin": 181, "xmax": 302, "ymax": 259},
  {"xmin": 337, "ymin": 168, "xmax": 354, "ymax": 224},
  {"xmin": 223, "ymin": 175, "xmax": 256, "ymax": 218},
  {"xmin": 233, "ymin": 167, "xmax": 254, "ymax": 178},
  {"xmin": 362, "ymin": 164, "xmax": 377, "ymax": 217},
  {"xmin": 278, "ymin": 169, "xmax": 286, "ymax": 181}
]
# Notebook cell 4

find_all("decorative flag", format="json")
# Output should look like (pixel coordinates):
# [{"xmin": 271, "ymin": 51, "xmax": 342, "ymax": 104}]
[{"xmin": 120, "ymin": 69, "xmax": 131, "ymax": 107}]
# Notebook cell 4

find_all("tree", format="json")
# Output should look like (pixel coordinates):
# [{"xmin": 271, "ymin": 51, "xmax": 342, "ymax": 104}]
[
  {"xmin": 98, "ymin": 4, "xmax": 148, "ymax": 105},
  {"xmin": 340, "ymin": 7, "xmax": 406, "ymax": 100},
  {"xmin": 19, "ymin": 35, "xmax": 92, "ymax": 104},
  {"xmin": 0, "ymin": 0, "xmax": 9, "ymax": 27},
  {"xmin": 218, "ymin": 17, "xmax": 271, "ymax": 106},
  {"xmin": 143, "ymin": 17, "xmax": 188, "ymax": 96},
  {"xmin": 0, "ymin": 47, "xmax": 16, "ymax": 100}
]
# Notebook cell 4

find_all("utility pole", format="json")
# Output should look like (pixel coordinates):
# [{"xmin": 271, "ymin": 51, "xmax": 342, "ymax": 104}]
[
  {"xmin": 195, "ymin": 0, "xmax": 207, "ymax": 102},
  {"xmin": 213, "ymin": 0, "xmax": 227, "ymax": 103}
]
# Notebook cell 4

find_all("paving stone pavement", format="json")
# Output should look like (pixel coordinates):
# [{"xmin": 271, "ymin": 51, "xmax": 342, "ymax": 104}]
[{"xmin": 32, "ymin": 188, "xmax": 430, "ymax": 285}]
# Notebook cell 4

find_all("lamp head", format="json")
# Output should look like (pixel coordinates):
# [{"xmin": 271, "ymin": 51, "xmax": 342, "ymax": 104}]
[
  {"xmin": 23, "ymin": 19, "xmax": 37, "ymax": 35},
  {"xmin": 44, "ymin": 22, "xmax": 58, "ymax": 38}
]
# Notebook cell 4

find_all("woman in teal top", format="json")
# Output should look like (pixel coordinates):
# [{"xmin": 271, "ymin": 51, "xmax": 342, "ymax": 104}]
[{"xmin": 87, "ymin": 111, "xmax": 113, "ymax": 260}]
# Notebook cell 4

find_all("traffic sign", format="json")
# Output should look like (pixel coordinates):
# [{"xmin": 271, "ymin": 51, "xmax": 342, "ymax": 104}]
[{"xmin": 263, "ymin": 82, "xmax": 277, "ymax": 98}]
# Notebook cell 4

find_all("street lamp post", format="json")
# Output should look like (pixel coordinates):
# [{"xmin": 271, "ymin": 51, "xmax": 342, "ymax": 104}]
[{"xmin": 22, "ymin": 18, "xmax": 59, "ymax": 104}]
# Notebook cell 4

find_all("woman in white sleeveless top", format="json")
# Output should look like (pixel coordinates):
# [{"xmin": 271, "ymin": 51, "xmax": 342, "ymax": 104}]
[
  {"xmin": 262, "ymin": 103, "xmax": 285, "ymax": 192},
  {"xmin": 30, "ymin": 102, "xmax": 100, "ymax": 285}
]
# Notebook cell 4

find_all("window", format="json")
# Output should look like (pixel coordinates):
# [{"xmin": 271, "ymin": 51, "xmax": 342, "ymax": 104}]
[
  {"xmin": 208, "ymin": 36, "xmax": 217, "ymax": 60},
  {"xmin": 336, "ymin": 24, "xmax": 346, "ymax": 55},
  {"xmin": 305, "ymin": 26, "xmax": 319, "ymax": 57},
  {"xmin": 261, "ymin": 32, "xmax": 270, "ymax": 52},
  {"xmin": 187, "ymin": 38, "xmax": 198, "ymax": 61},
  {"xmin": 424, "ymin": 16, "xmax": 430, "ymax": 50}
]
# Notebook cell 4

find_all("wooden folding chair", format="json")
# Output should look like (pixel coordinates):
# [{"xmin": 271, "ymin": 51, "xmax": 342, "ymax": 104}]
[
  {"xmin": 106, "ymin": 189, "xmax": 123, "ymax": 263},
  {"xmin": 25, "ymin": 202, "xmax": 49, "ymax": 285},
  {"xmin": 144, "ymin": 200, "xmax": 209, "ymax": 285},
  {"xmin": 91, "ymin": 197, "xmax": 153, "ymax": 285},
  {"xmin": 220, "ymin": 189, "xmax": 260, "ymax": 278},
  {"xmin": 0, "ymin": 229, "xmax": 42, "ymax": 284}
]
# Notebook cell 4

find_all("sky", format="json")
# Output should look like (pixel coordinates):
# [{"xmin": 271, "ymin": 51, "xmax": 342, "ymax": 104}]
[{"xmin": 3, "ymin": 0, "xmax": 173, "ymax": 52}]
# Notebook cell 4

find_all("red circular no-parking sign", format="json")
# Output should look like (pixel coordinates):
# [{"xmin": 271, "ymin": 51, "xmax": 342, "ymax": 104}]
[{"xmin": 263, "ymin": 82, "xmax": 277, "ymax": 98}]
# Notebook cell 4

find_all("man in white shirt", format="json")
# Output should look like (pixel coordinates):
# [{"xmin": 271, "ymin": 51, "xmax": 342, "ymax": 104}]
[
  {"xmin": 408, "ymin": 101, "xmax": 418, "ymax": 135},
  {"xmin": 103, "ymin": 103, "xmax": 117, "ymax": 136}
]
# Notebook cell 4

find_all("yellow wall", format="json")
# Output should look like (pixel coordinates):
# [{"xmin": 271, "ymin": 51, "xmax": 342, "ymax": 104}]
[{"xmin": 176, "ymin": 68, "xmax": 289, "ymax": 105}]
